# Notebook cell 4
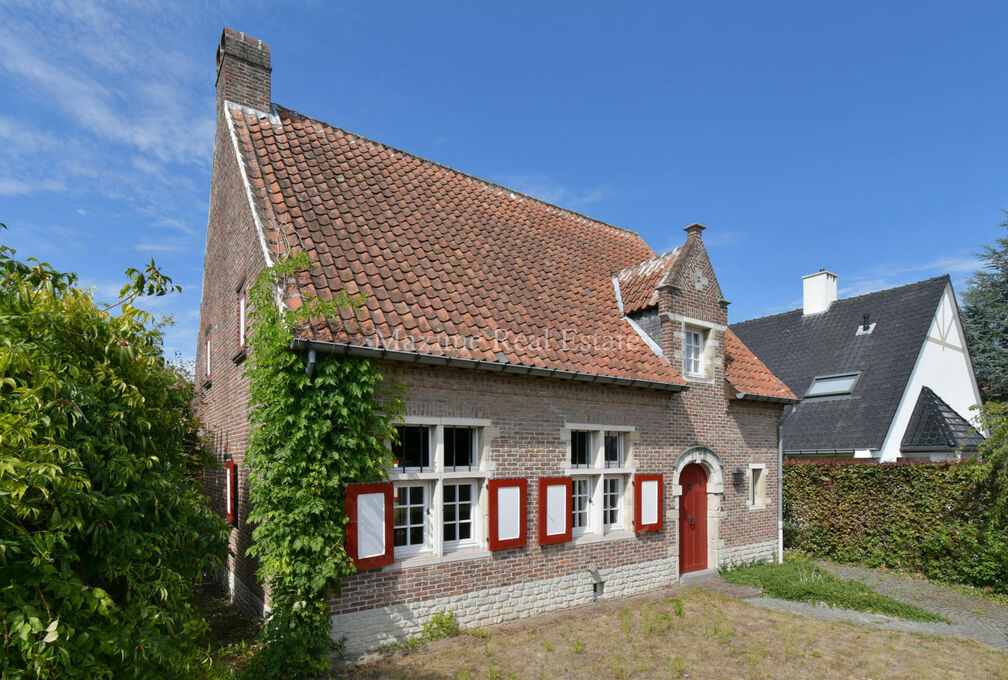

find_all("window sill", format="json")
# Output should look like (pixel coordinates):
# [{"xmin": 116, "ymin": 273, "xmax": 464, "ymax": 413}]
[
  {"xmin": 685, "ymin": 375, "xmax": 714, "ymax": 385},
  {"xmin": 387, "ymin": 547, "xmax": 492, "ymax": 571},
  {"xmin": 571, "ymin": 530, "xmax": 636, "ymax": 547},
  {"xmin": 567, "ymin": 467, "xmax": 635, "ymax": 476},
  {"xmin": 390, "ymin": 470, "xmax": 490, "ymax": 480},
  {"xmin": 747, "ymin": 503, "xmax": 767, "ymax": 511}
]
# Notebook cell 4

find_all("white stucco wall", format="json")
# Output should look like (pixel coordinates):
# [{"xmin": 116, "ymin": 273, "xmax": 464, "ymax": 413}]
[{"xmin": 877, "ymin": 283, "xmax": 983, "ymax": 461}]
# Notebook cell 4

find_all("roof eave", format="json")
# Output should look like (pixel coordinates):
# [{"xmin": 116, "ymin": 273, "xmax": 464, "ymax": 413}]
[
  {"xmin": 291, "ymin": 339, "xmax": 689, "ymax": 393},
  {"xmin": 734, "ymin": 392, "xmax": 799, "ymax": 404}
]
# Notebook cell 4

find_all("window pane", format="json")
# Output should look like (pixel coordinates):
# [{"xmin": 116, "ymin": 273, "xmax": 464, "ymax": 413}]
[
  {"xmin": 604, "ymin": 433, "xmax": 621, "ymax": 467},
  {"xmin": 572, "ymin": 478, "xmax": 589, "ymax": 529},
  {"xmin": 444, "ymin": 427, "xmax": 474, "ymax": 468},
  {"xmin": 603, "ymin": 477, "xmax": 622, "ymax": 527},
  {"xmin": 443, "ymin": 482, "xmax": 475, "ymax": 545},
  {"xmin": 394, "ymin": 484, "xmax": 426, "ymax": 548},
  {"xmin": 393, "ymin": 426, "xmax": 430, "ymax": 469},
  {"xmin": 806, "ymin": 374, "xmax": 859, "ymax": 397},
  {"xmin": 571, "ymin": 431, "xmax": 590, "ymax": 467}
]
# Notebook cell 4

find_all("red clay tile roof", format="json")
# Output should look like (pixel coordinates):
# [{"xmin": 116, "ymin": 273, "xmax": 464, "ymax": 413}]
[
  {"xmin": 616, "ymin": 250, "xmax": 679, "ymax": 314},
  {"xmin": 228, "ymin": 103, "xmax": 790, "ymax": 398},
  {"xmin": 228, "ymin": 104, "xmax": 686, "ymax": 387},
  {"xmin": 723, "ymin": 328, "xmax": 797, "ymax": 401}
]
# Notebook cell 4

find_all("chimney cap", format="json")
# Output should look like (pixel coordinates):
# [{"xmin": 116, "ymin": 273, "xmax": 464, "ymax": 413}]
[
  {"xmin": 683, "ymin": 223, "xmax": 707, "ymax": 237},
  {"xmin": 801, "ymin": 269, "xmax": 837, "ymax": 280}
]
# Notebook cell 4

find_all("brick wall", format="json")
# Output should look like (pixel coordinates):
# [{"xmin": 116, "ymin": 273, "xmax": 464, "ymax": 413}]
[{"xmin": 197, "ymin": 32, "xmax": 271, "ymax": 614}]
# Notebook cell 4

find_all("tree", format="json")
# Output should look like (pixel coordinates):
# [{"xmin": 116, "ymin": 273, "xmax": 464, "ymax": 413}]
[
  {"xmin": 0, "ymin": 228, "xmax": 229, "ymax": 678},
  {"xmin": 962, "ymin": 213, "xmax": 1008, "ymax": 402}
]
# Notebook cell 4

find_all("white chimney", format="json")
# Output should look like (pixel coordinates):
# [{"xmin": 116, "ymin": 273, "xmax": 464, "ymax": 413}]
[{"xmin": 802, "ymin": 270, "xmax": 838, "ymax": 315}]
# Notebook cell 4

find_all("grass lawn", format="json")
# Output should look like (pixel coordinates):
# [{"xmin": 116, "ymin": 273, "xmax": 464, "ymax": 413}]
[
  {"xmin": 343, "ymin": 588, "xmax": 1007, "ymax": 680},
  {"xmin": 720, "ymin": 554, "xmax": 948, "ymax": 622}
]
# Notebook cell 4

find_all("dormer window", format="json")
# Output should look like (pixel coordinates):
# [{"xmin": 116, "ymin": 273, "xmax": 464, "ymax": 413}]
[
  {"xmin": 805, "ymin": 372, "xmax": 861, "ymax": 398},
  {"xmin": 684, "ymin": 328, "xmax": 705, "ymax": 377}
]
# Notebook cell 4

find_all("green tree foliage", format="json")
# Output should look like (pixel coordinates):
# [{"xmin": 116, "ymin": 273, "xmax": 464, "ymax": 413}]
[
  {"xmin": 0, "ymin": 231, "xmax": 229, "ymax": 678},
  {"xmin": 243, "ymin": 251, "xmax": 404, "ymax": 679},
  {"xmin": 784, "ymin": 408, "xmax": 1007, "ymax": 592},
  {"xmin": 962, "ymin": 214, "xmax": 1008, "ymax": 402}
]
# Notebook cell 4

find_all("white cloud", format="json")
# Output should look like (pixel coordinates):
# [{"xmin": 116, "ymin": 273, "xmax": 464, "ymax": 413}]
[{"xmin": 495, "ymin": 173, "xmax": 611, "ymax": 210}]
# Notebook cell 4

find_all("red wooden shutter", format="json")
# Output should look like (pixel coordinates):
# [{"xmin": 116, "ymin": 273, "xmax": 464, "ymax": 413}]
[
  {"xmin": 537, "ymin": 477, "xmax": 572, "ymax": 545},
  {"xmin": 634, "ymin": 473, "xmax": 663, "ymax": 533},
  {"xmin": 345, "ymin": 482, "xmax": 394, "ymax": 570},
  {"xmin": 488, "ymin": 478, "xmax": 528, "ymax": 551},
  {"xmin": 225, "ymin": 459, "xmax": 237, "ymax": 525}
]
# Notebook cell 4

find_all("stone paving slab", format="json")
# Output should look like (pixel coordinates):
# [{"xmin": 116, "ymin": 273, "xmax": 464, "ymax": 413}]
[{"xmin": 814, "ymin": 562, "xmax": 1008, "ymax": 652}]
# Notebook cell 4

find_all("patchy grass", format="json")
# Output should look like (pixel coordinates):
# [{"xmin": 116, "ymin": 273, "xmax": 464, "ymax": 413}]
[
  {"xmin": 720, "ymin": 554, "xmax": 948, "ymax": 622},
  {"xmin": 343, "ymin": 589, "xmax": 1007, "ymax": 680}
]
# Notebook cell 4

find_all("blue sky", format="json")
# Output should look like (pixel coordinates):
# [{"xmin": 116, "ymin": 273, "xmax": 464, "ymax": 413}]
[{"xmin": 2, "ymin": 1, "xmax": 1005, "ymax": 364}]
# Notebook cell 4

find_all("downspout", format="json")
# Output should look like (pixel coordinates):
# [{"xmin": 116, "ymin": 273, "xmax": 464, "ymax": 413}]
[
  {"xmin": 778, "ymin": 403, "xmax": 796, "ymax": 563},
  {"xmin": 305, "ymin": 347, "xmax": 317, "ymax": 379}
]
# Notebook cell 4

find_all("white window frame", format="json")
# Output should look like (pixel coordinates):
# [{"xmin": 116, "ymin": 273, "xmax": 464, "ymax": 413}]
[
  {"xmin": 388, "ymin": 417, "xmax": 492, "ymax": 563},
  {"xmin": 684, "ymin": 327, "xmax": 704, "ymax": 377},
  {"xmin": 564, "ymin": 424, "xmax": 635, "ymax": 539},
  {"xmin": 238, "ymin": 292, "xmax": 246, "ymax": 348},
  {"xmin": 393, "ymin": 482, "xmax": 431, "ymax": 558},
  {"xmin": 205, "ymin": 335, "xmax": 211, "ymax": 380},
  {"xmin": 441, "ymin": 480, "xmax": 479, "ymax": 551},
  {"xmin": 602, "ymin": 476, "xmax": 623, "ymax": 529},
  {"xmin": 571, "ymin": 476, "xmax": 592, "ymax": 537},
  {"xmin": 748, "ymin": 463, "xmax": 767, "ymax": 509}
]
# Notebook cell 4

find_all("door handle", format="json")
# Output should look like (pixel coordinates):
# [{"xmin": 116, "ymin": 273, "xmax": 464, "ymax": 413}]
[{"xmin": 688, "ymin": 515, "xmax": 695, "ymax": 528}]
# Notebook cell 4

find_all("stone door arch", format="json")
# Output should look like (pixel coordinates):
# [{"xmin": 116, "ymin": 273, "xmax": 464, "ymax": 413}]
[{"xmin": 672, "ymin": 447, "xmax": 724, "ymax": 574}]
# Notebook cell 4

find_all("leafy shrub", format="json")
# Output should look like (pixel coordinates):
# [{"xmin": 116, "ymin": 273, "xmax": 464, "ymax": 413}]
[
  {"xmin": 241, "ymin": 251, "xmax": 404, "ymax": 679},
  {"xmin": 421, "ymin": 611, "xmax": 461, "ymax": 640},
  {"xmin": 0, "ymin": 234, "xmax": 229, "ymax": 678},
  {"xmin": 784, "ymin": 419, "xmax": 1008, "ymax": 593}
]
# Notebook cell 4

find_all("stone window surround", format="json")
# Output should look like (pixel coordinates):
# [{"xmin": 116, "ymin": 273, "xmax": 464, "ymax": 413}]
[
  {"xmin": 388, "ymin": 417, "xmax": 495, "ymax": 567},
  {"xmin": 660, "ymin": 313, "xmax": 725, "ymax": 384},
  {"xmin": 747, "ymin": 463, "xmax": 768, "ymax": 510},
  {"xmin": 563, "ymin": 424, "xmax": 637, "ymax": 543}
]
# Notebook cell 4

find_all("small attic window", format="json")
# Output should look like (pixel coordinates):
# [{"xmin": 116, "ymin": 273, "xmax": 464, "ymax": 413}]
[{"xmin": 805, "ymin": 372, "xmax": 861, "ymax": 398}]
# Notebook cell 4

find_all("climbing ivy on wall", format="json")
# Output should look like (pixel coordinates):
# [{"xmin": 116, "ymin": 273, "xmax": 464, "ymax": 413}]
[
  {"xmin": 243, "ymin": 251, "xmax": 404, "ymax": 679},
  {"xmin": 784, "ymin": 410, "xmax": 1008, "ymax": 592}
]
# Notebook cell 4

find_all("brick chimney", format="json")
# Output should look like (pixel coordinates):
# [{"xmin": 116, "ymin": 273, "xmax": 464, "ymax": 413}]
[{"xmin": 215, "ymin": 28, "xmax": 271, "ymax": 113}]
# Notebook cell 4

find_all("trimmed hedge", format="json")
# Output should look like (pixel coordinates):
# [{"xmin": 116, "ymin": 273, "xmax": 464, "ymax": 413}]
[{"xmin": 783, "ymin": 459, "xmax": 1007, "ymax": 591}]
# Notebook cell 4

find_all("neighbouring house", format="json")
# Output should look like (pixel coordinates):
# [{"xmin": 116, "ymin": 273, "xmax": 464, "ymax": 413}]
[
  {"xmin": 733, "ymin": 271, "xmax": 984, "ymax": 462},
  {"xmin": 198, "ymin": 28, "xmax": 796, "ymax": 654}
]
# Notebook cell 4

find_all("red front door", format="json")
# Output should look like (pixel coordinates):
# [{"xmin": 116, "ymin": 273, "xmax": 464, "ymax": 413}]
[{"xmin": 679, "ymin": 463, "xmax": 708, "ymax": 573}]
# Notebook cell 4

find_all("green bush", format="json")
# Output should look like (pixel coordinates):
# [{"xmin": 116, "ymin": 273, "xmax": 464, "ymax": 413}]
[
  {"xmin": 0, "ymin": 236, "xmax": 229, "ymax": 678},
  {"xmin": 784, "ymin": 420, "xmax": 1008, "ymax": 593}
]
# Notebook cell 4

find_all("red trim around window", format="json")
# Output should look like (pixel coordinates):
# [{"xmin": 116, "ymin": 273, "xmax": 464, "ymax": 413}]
[
  {"xmin": 488, "ymin": 478, "xmax": 527, "ymax": 551},
  {"xmin": 537, "ymin": 476, "xmax": 572, "ymax": 545},
  {"xmin": 345, "ymin": 482, "xmax": 395, "ymax": 571},
  {"xmin": 225, "ymin": 459, "xmax": 237, "ymax": 525},
  {"xmin": 634, "ymin": 473, "xmax": 663, "ymax": 533}
]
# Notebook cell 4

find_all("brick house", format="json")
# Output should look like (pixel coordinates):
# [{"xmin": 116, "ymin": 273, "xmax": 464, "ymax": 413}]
[{"xmin": 198, "ymin": 28, "xmax": 796, "ymax": 654}]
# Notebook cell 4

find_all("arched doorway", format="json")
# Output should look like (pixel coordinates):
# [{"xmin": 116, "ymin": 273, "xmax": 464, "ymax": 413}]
[{"xmin": 678, "ymin": 463, "xmax": 708, "ymax": 573}]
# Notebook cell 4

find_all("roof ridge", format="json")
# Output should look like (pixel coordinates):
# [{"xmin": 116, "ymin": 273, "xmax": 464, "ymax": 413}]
[
  {"xmin": 734, "ymin": 274, "xmax": 950, "ymax": 327},
  {"xmin": 616, "ymin": 248, "xmax": 680, "ymax": 280},
  {"xmin": 270, "ymin": 103, "xmax": 651, "ymax": 247}
]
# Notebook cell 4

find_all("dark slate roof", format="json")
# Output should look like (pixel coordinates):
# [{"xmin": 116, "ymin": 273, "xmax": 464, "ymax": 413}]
[
  {"xmin": 732, "ymin": 276, "xmax": 949, "ymax": 451},
  {"xmin": 901, "ymin": 386, "xmax": 985, "ymax": 453}
]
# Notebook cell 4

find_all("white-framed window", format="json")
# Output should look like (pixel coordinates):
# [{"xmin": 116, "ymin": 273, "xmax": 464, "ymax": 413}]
[
  {"xmin": 205, "ymin": 333, "xmax": 212, "ymax": 381},
  {"xmin": 805, "ymin": 372, "xmax": 860, "ymax": 397},
  {"xmin": 389, "ymin": 419, "xmax": 490, "ymax": 560},
  {"xmin": 684, "ymin": 328, "xmax": 704, "ymax": 377},
  {"xmin": 393, "ymin": 483, "xmax": 429, "ymax": 555},
  {"xmin": 748, "ymin": 464, "xmax": 767, "ymax": 508},
  {"xmin": 566, "ymin": 424, "xmax": 634, "ymax": 537},
  {"xmin": 238, "ymin": 292, "xmax": 246, "ymax": 347},
  {"xmin": 604, "ymin": 432, "xmax": 623, "ymax": 468},
  {"xmin": 602, "ymin": 476, "xmax": 622, "ymax": 528},
  {"xmin": 571, "ymin": 477, "xmax": 591, "ymax": 535},
  {"xmin": 570, "ymin": 430, "xmax": 591, "ymax": 468}
]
